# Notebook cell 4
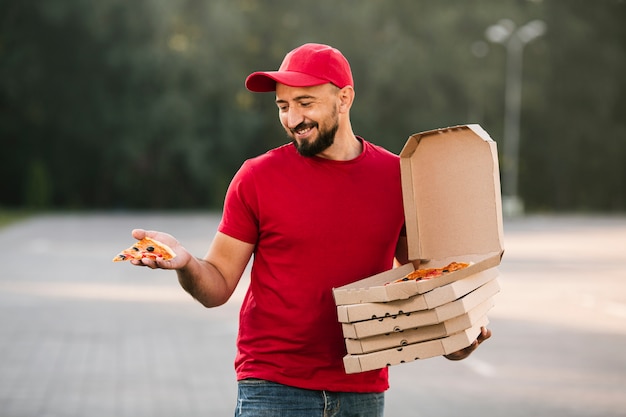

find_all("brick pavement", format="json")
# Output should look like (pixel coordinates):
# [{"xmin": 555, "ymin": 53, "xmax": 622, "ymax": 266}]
[
  {"xmin": 0, "ymin": 213, "xmax": 241, "ymax": 417},
  {"xmin": 1, "ymin": 214, "xmax": 626, "ymax": 417}
]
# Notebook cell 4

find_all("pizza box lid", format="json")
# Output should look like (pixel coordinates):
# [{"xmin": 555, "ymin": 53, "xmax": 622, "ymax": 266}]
[
  {"xmin": 340, "ymin": 277, "xmax": 499, "ymax": 339},
  {"xmin": 337, "ymin": 267, "xmax": 499, "ymax": 323},
  {"xmin": 343, "ymin": 319, "xmax": 487, "ymax": 374},
  {"xmin": 345, "ymin": 297, "xmax": 493, "ymax": 354},
  {"xmin": 401, "ymin": 124, "xmax": 504, "ymax": 263},
  {"xmin": 333, "ymin": 125, "xmax": 504, "ymax": 306}
]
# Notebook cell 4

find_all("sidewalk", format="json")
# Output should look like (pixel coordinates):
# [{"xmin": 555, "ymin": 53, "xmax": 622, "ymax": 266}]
[
  {"xmin": 1, "ymin": 213, "xmax": 625, "ymax": 417},
  {"xmin": 0, "ymin": 213, "xmax": 241, "ymax": 417}
]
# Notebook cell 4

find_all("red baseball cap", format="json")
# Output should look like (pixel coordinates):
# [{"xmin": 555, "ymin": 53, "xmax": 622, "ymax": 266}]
[{"xmin": 245, "ymin": 43, "xmax": 354, "ymax": 92}]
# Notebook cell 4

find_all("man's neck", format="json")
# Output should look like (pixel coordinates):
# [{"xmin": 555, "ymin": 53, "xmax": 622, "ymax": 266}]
[{"xmin": 317, "ymin": 128, "xmax": 362, "ymax": 161}]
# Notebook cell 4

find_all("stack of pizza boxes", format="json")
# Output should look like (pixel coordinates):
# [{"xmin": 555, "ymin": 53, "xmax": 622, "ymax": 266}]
[{"xmin": 333, "ymin": 125, "xmax": 505, "ymax": 374}]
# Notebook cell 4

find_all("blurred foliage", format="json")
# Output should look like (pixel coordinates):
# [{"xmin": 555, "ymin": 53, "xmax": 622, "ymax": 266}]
[
  {"xmin": 1, "ymin": 0, "xmax": 625, "ymax": 212},
  {"xmin": 0, "ymin": 209, "xmax": 32, "ymax": 229}
]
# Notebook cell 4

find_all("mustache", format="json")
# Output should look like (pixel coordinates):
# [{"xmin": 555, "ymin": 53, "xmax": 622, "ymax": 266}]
[{"xmin": 290, "ymin": 122, "xmax": 317, "ymax": 134}]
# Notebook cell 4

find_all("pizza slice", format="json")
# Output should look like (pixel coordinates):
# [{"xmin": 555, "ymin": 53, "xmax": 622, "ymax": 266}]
[
  {"xmin": 392, "ymin": 261, "xmax": 470, "ymax": 283},
  {"xmin": 112, "ymin": 237, "xmax": 176, "ymax": 262}
]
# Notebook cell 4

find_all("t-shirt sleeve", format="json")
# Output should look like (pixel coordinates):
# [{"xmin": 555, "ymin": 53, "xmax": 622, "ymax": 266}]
[{"xmin": 218, "ymin": 160, "xmax": 259, "ymax": 245}]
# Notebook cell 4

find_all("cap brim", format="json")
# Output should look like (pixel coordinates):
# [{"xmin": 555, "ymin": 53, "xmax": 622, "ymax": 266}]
[{"xmin": 245, "ymin": 71, "xmax": 329, "ymax": 92}]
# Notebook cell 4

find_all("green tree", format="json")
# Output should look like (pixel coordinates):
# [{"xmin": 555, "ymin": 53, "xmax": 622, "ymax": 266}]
[{"xmin": 1, "ymin": 0, "xmax": 624, "ymax": 212}]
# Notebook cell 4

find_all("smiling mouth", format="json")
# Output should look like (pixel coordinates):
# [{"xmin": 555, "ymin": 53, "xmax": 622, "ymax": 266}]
[{"xmin": 291, "ymin": 123, "xmax": 316, "ymax": 137}]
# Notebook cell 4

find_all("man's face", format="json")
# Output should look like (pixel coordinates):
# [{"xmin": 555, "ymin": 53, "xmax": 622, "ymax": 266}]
[{"xmin": 275, "ymin": 83, "xmax": 340, "ymax": 157}]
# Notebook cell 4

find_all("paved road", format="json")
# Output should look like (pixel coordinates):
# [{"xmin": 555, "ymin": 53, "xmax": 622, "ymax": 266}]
[{"xmin": 0, "ymin": 213, "xmax": 625, "ymax": 417}]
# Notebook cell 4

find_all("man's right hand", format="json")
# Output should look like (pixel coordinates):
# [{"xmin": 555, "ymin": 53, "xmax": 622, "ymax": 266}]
[{"xmin": 130, "ymin": 228, "xmax": 192, "ymax": 270}]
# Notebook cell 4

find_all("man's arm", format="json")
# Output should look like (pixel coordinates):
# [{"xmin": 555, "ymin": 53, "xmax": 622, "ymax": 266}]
[
  {"xmin": 393, "ymin": 235, "xmax": 410, "ymax": 267},
  {"xmin": 394, "ymin": 234, "xmax": 421, "ymax": 269},
  {"xmin": 131, "ymin": 229, "xmax": 254, "ymax": 308},
  {"xmin": 178, "ymin": 232, "xmax": 254, "ymax": 307}
]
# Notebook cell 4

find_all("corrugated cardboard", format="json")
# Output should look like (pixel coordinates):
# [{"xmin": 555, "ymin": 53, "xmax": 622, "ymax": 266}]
[
  {"xmin": 333, "ymin": 125, "xmax": 503, "ymax": 372},
  {"xmin": 333, "ymin": 125, "xmax": 504, "ymax": 306},
  {"xmin": 345, "ymin": 297, "xmax": 494, "ymax": 354},
  {"xmin": 343, "ymin": 320, "xmax": 487, "ymax": 374},
  {"xmin": 401, "ymin": 124, "xmax": 504, "ymax": 265},
  {"xmin": 337, "ymin": 268, "xmax": 499, "ymax": 323},
  {"xmin": 341, "ymin": 278, "xmax": 499, "ymax": 339}
]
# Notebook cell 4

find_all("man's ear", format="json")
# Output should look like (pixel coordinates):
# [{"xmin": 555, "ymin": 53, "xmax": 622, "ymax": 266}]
[{"xmin": 337, "ymin": 86, "xmax": 355, "ymax": 113}]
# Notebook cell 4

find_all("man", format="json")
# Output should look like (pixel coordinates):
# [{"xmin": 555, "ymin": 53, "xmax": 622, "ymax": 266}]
[{"xmin": 131, "ymin": 43, "xmax": 490, "ymax": 416}]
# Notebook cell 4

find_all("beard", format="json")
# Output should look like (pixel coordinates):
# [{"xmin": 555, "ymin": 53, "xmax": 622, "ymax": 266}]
[
  {"xmin": 287, "ymin": 106, "xmax": 340, "ymax": 157},
  {"xmin": 290, "ymin": 121, "xmax": 339, "ymax": 157}
]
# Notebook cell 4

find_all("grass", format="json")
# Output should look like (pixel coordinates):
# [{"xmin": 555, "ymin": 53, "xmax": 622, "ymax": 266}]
[{"xmin": 0, "ymin": 209, "xmax": 33, "ymax": 229}]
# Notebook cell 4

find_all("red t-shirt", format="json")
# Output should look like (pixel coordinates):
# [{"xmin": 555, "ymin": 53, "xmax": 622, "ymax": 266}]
[{"xmin": 218, "ymin": 139, "xmax": 405, "ymax": 392}]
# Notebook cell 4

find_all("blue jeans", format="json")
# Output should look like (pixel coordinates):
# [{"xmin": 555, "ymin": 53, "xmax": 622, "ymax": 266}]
[{"xmin": 235, "ymin": 379, "xmax": 385, "ymax": 417}]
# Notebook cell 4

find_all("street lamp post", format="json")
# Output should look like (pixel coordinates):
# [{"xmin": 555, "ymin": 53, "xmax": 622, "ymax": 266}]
[{"xmin": 486, "ymin": 19, "xmax": 546, "ymax": 217}]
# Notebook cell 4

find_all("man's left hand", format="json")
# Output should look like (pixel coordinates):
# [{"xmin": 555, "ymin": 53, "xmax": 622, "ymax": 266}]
[{"xmin": 443, "ymin": 326, "xmax": 492, "ymax": 361}]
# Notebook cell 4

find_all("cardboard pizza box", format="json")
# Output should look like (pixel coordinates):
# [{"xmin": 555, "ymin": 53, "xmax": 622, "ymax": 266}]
[
  {"xmin": 337, "ymin": 267, "xmax": 499, "ymax": 323},
  {"xmin": 341, "ymin": 277, "xmax": 499, "ymax": 339},
  {"xmin": 345, "ymin": 296, "xmax": 494, "ymax": 354},
  {"xmin": 333, "ymin": 125, "xmax": 504, "ymax": 306},
  {"xmin": 343, "ymin": 320, "xmax": 488, "ymax": 374}
]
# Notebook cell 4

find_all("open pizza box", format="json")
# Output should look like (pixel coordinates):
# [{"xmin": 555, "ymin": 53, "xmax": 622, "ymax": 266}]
[
  {"xmin": 337, "ymin": 267, "xmax": 499, "ymax": 323},
  {"xmin": 333, "ymin": 124, "xmax": 504, "ymax": 306},
  {"xmin": 341, "ymin": 276, "xmax": 500, "ymax": 339},
  {"xmin": 333, "ymin": 125, "xmax": 504, "ymax": 373}
]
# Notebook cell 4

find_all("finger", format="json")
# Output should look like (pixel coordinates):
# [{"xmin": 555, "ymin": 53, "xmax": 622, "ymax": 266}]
[
  {"xmin": 132, "ymin": 229, "xmax": 146, "ymax": 239},
  {"xmin": 140, "ymin": 257, "xmax": 161, "ymax": 269},
  {"xmin": 130, "ymin": 258, "xmax": 153, "ymax": 268},
  {"xmin": 478, "ymin": 327, "xmax": 492, "ymax": 343},
  {"xmin": 467, "ymin": 340, "xmax": 479, "ymax": 353}
]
